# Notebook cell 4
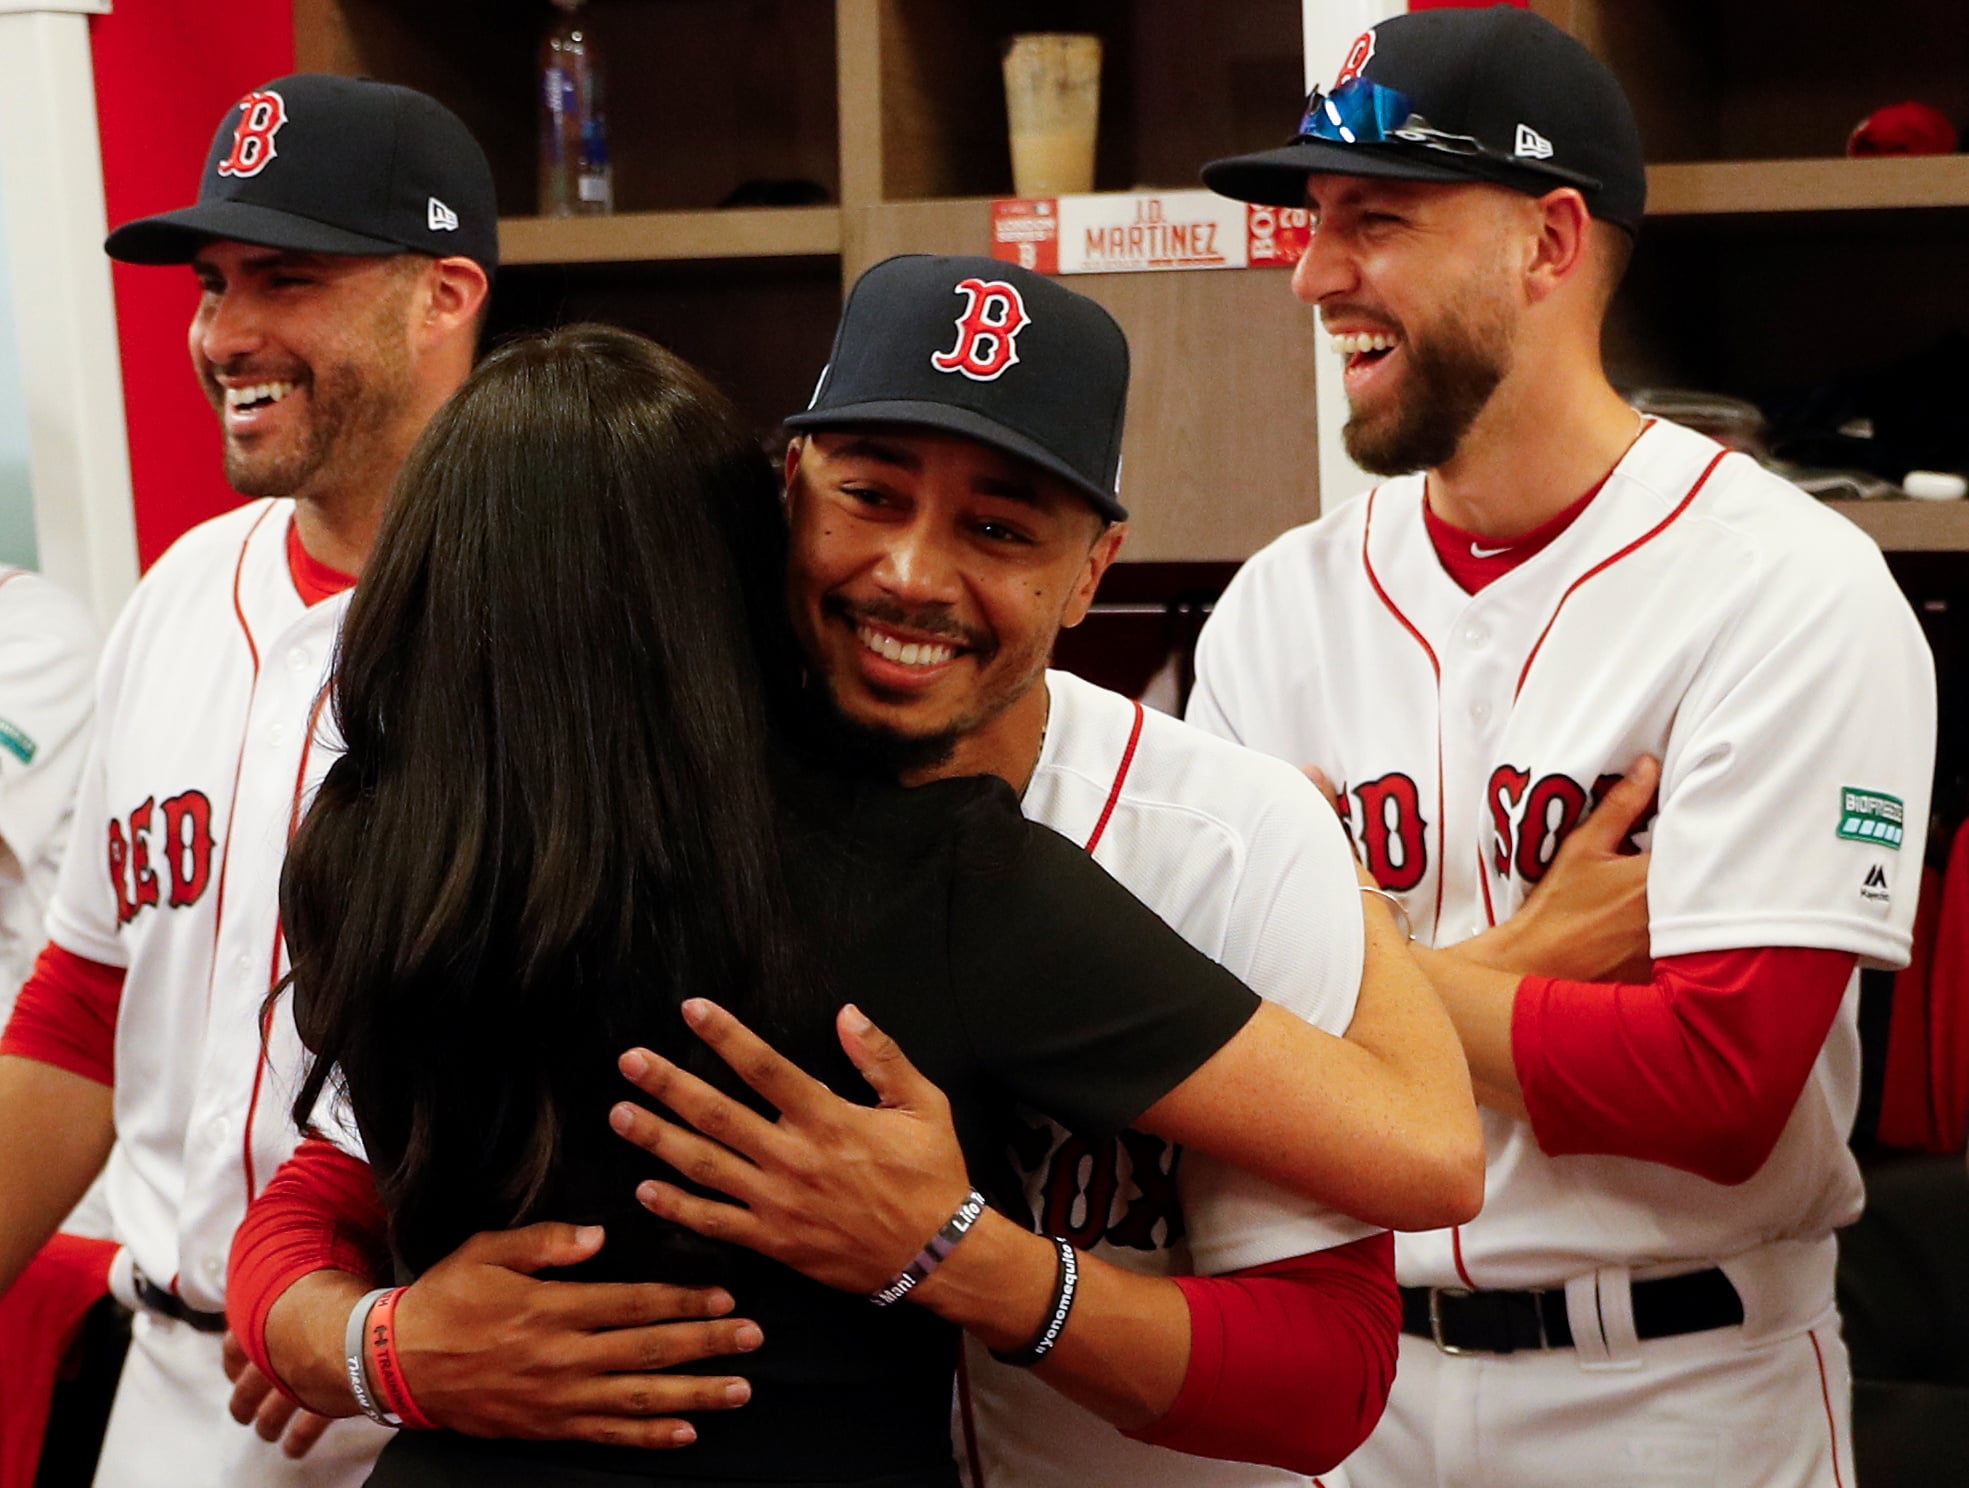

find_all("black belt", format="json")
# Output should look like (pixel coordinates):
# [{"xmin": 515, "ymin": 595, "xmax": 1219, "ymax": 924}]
[
  {"xmin": 1400, "ymin": 1269, "xmax": 1743, "ymax": 1355},
  {"xmin": 133, "ymin": 1270, "xmax": 228, "ymax": 1334}
]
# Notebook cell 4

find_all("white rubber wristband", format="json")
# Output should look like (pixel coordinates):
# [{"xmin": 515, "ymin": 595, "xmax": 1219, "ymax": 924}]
[{"xmin": 344, "ymin": 1287, "xmax": 400, "ymax": 1428}]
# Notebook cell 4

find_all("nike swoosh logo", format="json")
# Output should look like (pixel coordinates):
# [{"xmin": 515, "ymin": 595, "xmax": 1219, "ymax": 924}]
[{"xmin": 1470, "ymin": 542, "xmax": 1513, "ymax": 559}]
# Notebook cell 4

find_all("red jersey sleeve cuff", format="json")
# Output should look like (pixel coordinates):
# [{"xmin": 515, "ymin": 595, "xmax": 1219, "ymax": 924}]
[
  {"xmin": 1123, "ymin": 1232, "xmax": 1397, "ymax": 1475},
  {"xmin": 1514, "ymin": 947, "xmax": 1855, "ymax": 1183},
  {"xmin": 227, "ymin": 1138, "xmax": 390, "ymax": 1403},
  {"xmin": 0, "ymin": 944, "xmax": 124, "ymax": 1086}
]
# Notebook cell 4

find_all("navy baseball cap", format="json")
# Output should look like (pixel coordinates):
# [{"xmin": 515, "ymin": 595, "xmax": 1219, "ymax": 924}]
[
  {"xmin": 786, "ymin": 255, "xmax": 1131, "ymax": 522},
  {"xmin": 105, "ymin": 74, "xmax": 499, "ymax": 273},
  {"xmin": 1203, "ymin": 6, "xmax": 1646, "ymax": 235}
]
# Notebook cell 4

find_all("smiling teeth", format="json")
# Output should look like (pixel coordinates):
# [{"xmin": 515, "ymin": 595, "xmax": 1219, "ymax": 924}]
[
  {"xmin": 224, "ymin": 381, "xmax": 296, "ymax": 410},
  {"xmin": 1330, "ymin": 332, "xmax": 1398, "ymax": 356},
  {"xmin": 858, "ymin": 625, "xmax": 955, "ymax": 667}
]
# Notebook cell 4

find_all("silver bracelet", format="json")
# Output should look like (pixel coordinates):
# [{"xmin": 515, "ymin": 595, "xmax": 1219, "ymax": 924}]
[
  {"xmin": 344, "ymin": 1286, "xmax": 400, "ymax": 1427},
  {"xmin": 1360, "ymin": 885, "xmax": 1414, "ymax": 942},
  {"xmin": 870, "ymin": 1189, "xmax": 988, "ymax": 1307}
]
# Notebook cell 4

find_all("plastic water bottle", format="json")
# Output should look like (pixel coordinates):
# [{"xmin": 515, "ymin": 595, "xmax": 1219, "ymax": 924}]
[{"xmin": 539, "ymin": 0, "xmax": 613, "ymax": 216}]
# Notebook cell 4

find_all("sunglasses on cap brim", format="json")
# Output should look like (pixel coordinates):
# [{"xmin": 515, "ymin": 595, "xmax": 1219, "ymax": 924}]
[{"xmin": 1296, "ymin": 76, "xmax": 1602, "ymax": 193}]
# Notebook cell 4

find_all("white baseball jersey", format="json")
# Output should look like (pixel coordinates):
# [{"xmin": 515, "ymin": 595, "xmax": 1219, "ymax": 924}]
[
  {"xmin": 959, "ymin": 667, "xmax": 1374, "ymax": 1488},
  {"xmin": 1187, "ymin": 417, "xmax": 1936, "ymax": 1299},
  {"xmin": 42, "ymin": 499, "xmax": 385, "ymax": 1486},
  {"xmin": 0, "ymin": 568, "xmax": 99, "ymax": 1015}
]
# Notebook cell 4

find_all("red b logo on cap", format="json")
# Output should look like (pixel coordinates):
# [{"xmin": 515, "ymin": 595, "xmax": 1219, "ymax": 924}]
[
  {"xmin": 1334, "ymin": 30, "xmax": 1376, "ymax": 86},
  {"xmin": 931, "ymin": 279, "xmax": 1030, "ymax": 383},
  {"xmin": 217, "ymin": 90, "xmax": 288, "ymax": 179}
]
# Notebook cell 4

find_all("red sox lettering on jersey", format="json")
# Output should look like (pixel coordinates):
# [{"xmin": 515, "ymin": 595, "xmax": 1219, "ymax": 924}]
[
  {"xmin": 1333, "ymin": 767, "xmax": 1656, "ymax": 895},
  {"xmin": 108, "ymin": 791, "xmax": 215, "ymax": 924},
  {"xmin": 931, "ymin": 278, "xmax": 1030, "ymax": 382},
  {"xmin": 218, "ymin": 90, "xmax": 288, "ymax": 179},
  {"xmin": 1008, "ymin": 1116, "xmax": 1185, "ymax": 1254}
]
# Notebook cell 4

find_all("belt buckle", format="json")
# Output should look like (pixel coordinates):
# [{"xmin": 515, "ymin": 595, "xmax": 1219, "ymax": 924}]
[{"xmin": 1427, "ymin": 1285, "xmax": 1474, "ymax": 1355}]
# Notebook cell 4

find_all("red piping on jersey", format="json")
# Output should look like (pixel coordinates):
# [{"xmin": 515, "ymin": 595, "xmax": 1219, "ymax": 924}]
[
  {"xmin": 206, "ymin": 505, "xmax": 280, "ymax": 991},
  {"xmin": 242, "ymin": 683, "xmax": 333, "ymax": 1202},
  {"xmin": 1513, "ymin": 448, "xmax": 1730, "ymax": 702},
  {"xmin": 1810, "ymin": 1328, "xmax": 1848, "ymax": 1488},
  {"xmin": 1359, "ymin": 491, "xmax": 1449, "ymax": 947},
  {"xmin": 954, "ymin": 694, "xmax": 1147, "ymax": 1485},
  {"xmin": 955, "ymin": 1342, "xmax": 989, "ymax": 1488},
  {"xmin": 1083, "ymin": 701, "xmax": 1146, "ymax": 855},
  {"xmin": 1362, "ymin": 492, "xmax": 1474, "ymax": 1287}
]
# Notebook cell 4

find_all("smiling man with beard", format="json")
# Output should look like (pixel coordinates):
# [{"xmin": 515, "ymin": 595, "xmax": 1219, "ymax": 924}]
[
  {"xmin": 1194, "ymin": 9, "xmax": 1935, "ymax": 1488},
  {"xmin": 0, "ymin": 74, "xmax": 491, "ymax": 1488}
]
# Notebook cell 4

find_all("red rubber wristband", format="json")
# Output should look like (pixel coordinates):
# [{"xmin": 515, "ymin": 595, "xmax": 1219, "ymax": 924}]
[{"xmin": 364, "ymin": 1286, "xmax": 435, "ymax": 1430}]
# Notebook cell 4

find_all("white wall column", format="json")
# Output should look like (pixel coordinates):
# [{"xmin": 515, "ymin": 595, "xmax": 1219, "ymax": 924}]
[
  {"xmin": 1302, "ymin": 0, "xmax": 1404, "ymax": 515},
  {"xmin": 0, "ymin": 0, "xmax": 138, "ymax": 626}
]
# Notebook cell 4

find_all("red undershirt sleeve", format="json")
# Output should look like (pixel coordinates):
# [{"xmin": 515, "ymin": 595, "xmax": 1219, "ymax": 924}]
[
  {"xmin": 1122, "ymin": 1231, "xmax": 1397, "ymax": 1475},
  {"xmin": 0, "ymin": 944, "xmax": 124, "ymax": 1086},
  {"xmin": 1514, "ymin": 946, "xmax": 1857, "ymax": 1185},
  {"xmin": 227, "ymin": 1138, "xmax": 390, "ymax": 1403}
]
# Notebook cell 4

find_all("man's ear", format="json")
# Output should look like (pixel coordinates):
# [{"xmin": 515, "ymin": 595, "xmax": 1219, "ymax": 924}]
[
  {"xmin": 783, "ymin": 435, "xmax": 805, "ymax": 494},
  {"xmin": 418, "ymin": 256, "xmax": 490, "ymax": 346},
  {"xmin": 1060, "ymin": 521, "xmax": 1128, "ymax": 630},
  {"xmin": 1524, "ymin": 188, "xmax": 1592, "ymax": 305}
]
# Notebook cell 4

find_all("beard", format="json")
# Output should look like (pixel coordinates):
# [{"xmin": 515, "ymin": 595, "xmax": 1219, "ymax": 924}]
[
  {"xmin": 1342, "ymin": 293, "xmax": 1517, "ymax": 477},
  {"xmin": 795, "ymin": 673, "xmax": 964, "ymax": 780},
  {"xmin": 213, "ymin": 277, "xmax": 418, "ymax": 501}
]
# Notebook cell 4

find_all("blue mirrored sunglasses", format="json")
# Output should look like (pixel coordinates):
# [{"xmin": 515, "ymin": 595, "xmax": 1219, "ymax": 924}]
[{"xmin": 1294, "ymin": 77, "xmax": 1600, "ymax": 191}]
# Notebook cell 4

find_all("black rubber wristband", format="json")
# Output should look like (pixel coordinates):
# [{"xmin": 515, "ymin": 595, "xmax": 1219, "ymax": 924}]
[{"xmin": 989, "ymin": 1237, "xmax": 1078, "ymax": 1367}]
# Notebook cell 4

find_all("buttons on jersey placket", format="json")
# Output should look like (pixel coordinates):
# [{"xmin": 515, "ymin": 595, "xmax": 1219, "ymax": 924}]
[
  {"xmin": 181, "ymin": 606, "xmax": 338, "ymax": 1311},
  {"xmin": 1439, "ymin": 608, "xmax": 1510, "ymax": 935}
]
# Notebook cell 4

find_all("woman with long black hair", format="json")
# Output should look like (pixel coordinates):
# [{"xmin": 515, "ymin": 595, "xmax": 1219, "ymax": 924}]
[{"xmin": 276, "ymin": 324, "xmax": 1470, "ymax": 1487}]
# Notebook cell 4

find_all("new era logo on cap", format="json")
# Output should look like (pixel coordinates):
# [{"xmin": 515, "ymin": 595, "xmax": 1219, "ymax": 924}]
[
  {"xmin": 428, "ymin": 197, "xmax": 459, "ymax": 232},
  {"xmin": 1515, "ymin": 123, "xmax": 1555, "ymax": 160}
]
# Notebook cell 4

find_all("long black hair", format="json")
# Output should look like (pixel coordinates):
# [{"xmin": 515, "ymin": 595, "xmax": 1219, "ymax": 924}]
[{"xmin": 283, "ymin": 325, "xmax": 810, "ymax": 1267}]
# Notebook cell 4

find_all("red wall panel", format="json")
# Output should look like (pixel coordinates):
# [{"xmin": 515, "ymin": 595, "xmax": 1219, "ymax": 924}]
[{"xmin": 90, "ymin": 3, "xmax": 293, "ymax": 571}]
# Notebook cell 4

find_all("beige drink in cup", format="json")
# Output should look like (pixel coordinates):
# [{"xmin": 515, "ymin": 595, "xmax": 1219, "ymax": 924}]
[{"xmin": 1003, "ymin": 33, "xmax": 1101, "ymax": 196}]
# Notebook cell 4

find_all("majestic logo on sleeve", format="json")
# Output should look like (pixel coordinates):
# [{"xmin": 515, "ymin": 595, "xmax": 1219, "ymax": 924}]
[
  {"xmin": 930, "ymin": 278, "xmax": 1030, "ymax": 382},
  {"xmin": 1837, "ymin": 788, "xmax": 1904, "ymax": 849},
  {"xmin": 108, "ymin": 792, "xmax": 215, "ymax": 925},
  {"xmin": 217, "ymin": 90, "xmax": 288, "ymax": 179},
  {"xmin": 1487, "ymin": 766, "xmax": 1656, "ymax": 883}
]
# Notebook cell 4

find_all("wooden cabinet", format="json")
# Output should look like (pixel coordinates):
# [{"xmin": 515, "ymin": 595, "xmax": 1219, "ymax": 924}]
[
  {"xmin": 1532, "ymin": 0, "xmax": 1969, "ymax": 553},
  {"xmin": 293, "ymin": 0, "xmax": 1320, "ymax": 562},
  {"xmin": 294, "ymin": 0, "xmax": 1969, "ymax": 556}
]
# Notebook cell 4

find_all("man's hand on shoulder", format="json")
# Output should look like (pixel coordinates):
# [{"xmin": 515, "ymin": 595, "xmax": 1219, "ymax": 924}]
[
  {"xmin": 391, "ymin": 1222, "xmax": 763, "ymax": 1447},
  {"xmin": 611, "ymin": 999, "xmax": 974, "ymax": 1297},
  {"xmin": 1457, "ymin": 756, "xmax": 1657, "ymax": 983}
]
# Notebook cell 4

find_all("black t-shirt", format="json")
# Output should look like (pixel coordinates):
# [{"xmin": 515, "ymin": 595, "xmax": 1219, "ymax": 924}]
[{"xmin": 364, "ymin": 767, "xmax": 1259, "ymax": 1488}]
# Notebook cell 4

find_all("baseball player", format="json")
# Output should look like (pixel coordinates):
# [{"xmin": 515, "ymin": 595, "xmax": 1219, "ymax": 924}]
[
  {"xmin": 1193, "ymin": 9, "xmax": 1937, "ymax": 1487},
  {"xmin": 0, "ymin": 566, "xmax": 97, "ymax": 1017},
  {"xmin": 226, "ymin": 256, "xmax": 1641, "ymax": 1488},
  {"xmin": 0, "ymin": 74, "xmax": 493, "ymax": 1487}
]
